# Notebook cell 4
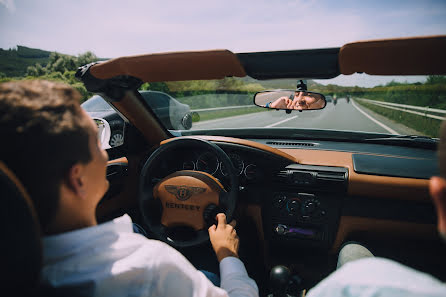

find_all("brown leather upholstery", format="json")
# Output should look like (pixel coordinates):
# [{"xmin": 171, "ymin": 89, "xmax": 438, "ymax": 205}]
[
  {"xmin": 90, "ymin": 50, "xmax": 246, "ymax": 82},
  {"xmin": 0, "ymin": 161, "xmax": 42, "ymax": 294},
  {"xmin": 339, "ymin": 35, "xmax": 446, "ymax": 75}
]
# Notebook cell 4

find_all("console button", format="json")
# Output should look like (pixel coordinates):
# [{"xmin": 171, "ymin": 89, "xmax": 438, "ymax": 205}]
[
  {"xmin": 286, "ymin": 199, "xmax": 300, "ymax": 214},
  {"xmin": 273, "ymin": 193, "xmax": 287, "ymax": 209},
  {"xmin": 302, "ymin": 198, "xmax": 320, "ymax": 215}
]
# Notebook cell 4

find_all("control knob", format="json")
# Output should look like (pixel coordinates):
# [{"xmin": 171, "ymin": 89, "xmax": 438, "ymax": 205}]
[
  {"xmin": 274, "ymin": 224, "xmax": 287, "ymax": 235},
  {"xmin": 286, "ymin": 199, "xmax": 301, "ymax": 215},
  {"xmin": 302, "ymin": 198, "xmax": 320, "ymax": 215}
]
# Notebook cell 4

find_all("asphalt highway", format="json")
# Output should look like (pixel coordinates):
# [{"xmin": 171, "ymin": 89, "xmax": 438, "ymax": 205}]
[{"xmin": 191, "ymin": 99, "xmax": 417, "ymax": 135}]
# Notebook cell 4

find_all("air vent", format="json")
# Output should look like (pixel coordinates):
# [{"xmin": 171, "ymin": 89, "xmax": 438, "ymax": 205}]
[
  {"xmin": 276, "ymin": 170, "xmax": 290, "ymax": 178},
  {"xmin": 266, "ymin": 141, "xmax": 318, "ymax": 147},
  {"xmin": 273, "ymin": 170, "xmax": 291, "ymax": 183},
  {"xmin": 316, "ymin": 172, "xmax": 346, "ymax": 181}
]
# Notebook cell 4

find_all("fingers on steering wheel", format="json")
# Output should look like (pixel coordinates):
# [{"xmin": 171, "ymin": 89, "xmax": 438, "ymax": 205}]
[
  {"xmin": 216, "ymin": 213, "xmax": 227, "ymax": 228},
  {"xmin": 208, "ymin": 224, "xmax": 216, "ymax": 233}
]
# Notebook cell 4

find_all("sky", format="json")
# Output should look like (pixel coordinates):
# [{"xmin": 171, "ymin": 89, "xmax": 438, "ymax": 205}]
[{"xmin": 1, "ymin": 0, "xmax": 445, "ymax": 86}]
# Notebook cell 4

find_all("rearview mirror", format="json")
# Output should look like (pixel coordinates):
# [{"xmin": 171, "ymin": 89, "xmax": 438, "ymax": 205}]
[
  {"xmin": 254, "ymin": 90, "xmax": 326, "ymax": 111},
  {"xmin": 93, "ymin": 117, "xmax": 112, "ymax": 149}
]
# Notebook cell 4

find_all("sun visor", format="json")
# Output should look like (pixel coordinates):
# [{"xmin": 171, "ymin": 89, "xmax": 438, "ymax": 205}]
[
  {"xmin": 89, "ymin": 50, "xmax": 246, "ymax": 82},
  {"xmin": 339, "ymin": 35, "xmax": 446, "ymax": 75}
]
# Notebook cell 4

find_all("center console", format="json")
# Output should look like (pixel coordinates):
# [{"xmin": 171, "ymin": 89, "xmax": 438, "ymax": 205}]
[{"xmin": 264, "ymin": 164, "xmax": 348, "ymax": 249}]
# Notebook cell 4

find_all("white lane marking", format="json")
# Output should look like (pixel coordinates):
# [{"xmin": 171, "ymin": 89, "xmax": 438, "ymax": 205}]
[
  {"xmin": 265, "ymin": 115, "xmax": 299, "ymax": 128},
  {"xmin": 351, "ymin": 100, "xmax": 399, "ymax": 135},
  {"xmin": 192, "ymin": 112, "xmax": 259, "ymax": 127}
]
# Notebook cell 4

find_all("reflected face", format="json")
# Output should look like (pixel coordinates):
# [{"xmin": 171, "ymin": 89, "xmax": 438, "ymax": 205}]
[{"xmin": 293, "ymin": 91, "xmax": 323, "ymax": 110}]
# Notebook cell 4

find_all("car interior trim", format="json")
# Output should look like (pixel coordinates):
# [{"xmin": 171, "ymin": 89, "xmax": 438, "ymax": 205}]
[
  {"xmin": 352, "ymin": 153, "xmax": 439, "ymax": 179},
  {"xmin": 0, "ymin": 161, "xmax": 40, "ymax": 233},
  {"xmin": 279, "ymin": 149, "xmax": 431, "ymax": 201},
  {"xmin": 90, "ymin": 50, "xmax": 247, "ymax": 82},
  {"xmin": 339, "ymin": 35, "xmax": 446, "ymax": 75},
  {"xmin": 160, "ymin": 135, "xmax": 298, "ymax": 163},
  {"xmin": 107, "ymin": 157, "xmax": 128, "ymax": 165},
  {"xmin": 237, "ymin": 48, "xmax": 340, "ymax": 79},
  {"xmin": 332, "ymin": 216, "xmax": 437, "ymax": 252},
  {"xmin": 342, "ymin": 195, "xmax": 436, "ymax": 224},
  {"xmin": 110, "ymin": 90, "xmax": 169, "ymax": 144}
]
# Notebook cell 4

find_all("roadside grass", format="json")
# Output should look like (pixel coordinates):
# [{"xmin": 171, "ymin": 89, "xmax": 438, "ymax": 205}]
[
  {"xmin": 193, "ymin": 107, "xmax": 268, "ymax": 122},
  {"xmin": 355, "ymin": 99, "xmax": 442, "ymax": 137}
]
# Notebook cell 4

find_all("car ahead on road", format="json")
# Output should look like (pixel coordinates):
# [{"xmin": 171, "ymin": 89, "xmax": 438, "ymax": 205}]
[
  {"xmin": 8, "ymin": 35, "xmax": 446, "ymax": 296},
  {"xmin": 81, "ymin": 90, "xmax": 192, "ymax": 147}
]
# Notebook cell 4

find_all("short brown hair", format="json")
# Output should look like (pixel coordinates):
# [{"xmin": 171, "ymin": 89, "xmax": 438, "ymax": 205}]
[{"xmin": 0, "ymin": 80, "xmax": 92, "ymax": 232}]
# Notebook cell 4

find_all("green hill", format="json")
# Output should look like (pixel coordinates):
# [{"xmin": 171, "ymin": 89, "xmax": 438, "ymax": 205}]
[{"xmin": 0, "ymin": 46, "xmax": 52, "ymax": 77}]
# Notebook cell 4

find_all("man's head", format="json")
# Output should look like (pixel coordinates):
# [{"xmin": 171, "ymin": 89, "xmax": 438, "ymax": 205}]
[
  {"xmin": 0, "ymin": 80, "xmax": 108, "ymax": 233},
  {"xmin": 293, "ymin": 91, "xmax": 325, "ymax": 110},
  {"xmin": 430, "ymin": 121, "xmax": 446, "ymax": 242}
]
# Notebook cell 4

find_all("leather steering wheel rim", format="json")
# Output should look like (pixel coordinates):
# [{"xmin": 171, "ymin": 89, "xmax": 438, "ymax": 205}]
[{"xmin": 139, "ymin": 137, "xmax": 239, "ymax": 248}]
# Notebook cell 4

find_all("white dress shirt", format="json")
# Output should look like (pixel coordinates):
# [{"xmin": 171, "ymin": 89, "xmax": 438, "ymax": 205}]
[
  {"xmin": 41, "ymin": 214, "xmax": 258, "ymax": 297},
  {"xmin": 307, "ymin": 257, "xmax": 446, "ymax": 297}
]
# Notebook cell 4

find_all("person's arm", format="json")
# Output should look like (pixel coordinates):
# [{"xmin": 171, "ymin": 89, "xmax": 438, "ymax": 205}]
[
  {"xmin": 209, "ymin": 213, "xmax": 259, "ymax": 296},
  {"xmin": 151, "ymin": 236, "xmax": 258, "ymax": 297},
  {"xmin": 269, "ymin": 97, "xmax": 292, "ymax": 109}
]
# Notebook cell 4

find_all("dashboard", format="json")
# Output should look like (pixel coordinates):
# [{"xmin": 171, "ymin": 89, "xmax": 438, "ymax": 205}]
[
  {"xmin": 145, "ymin": 139, "xmax": 353, "ymax": 250},
  {"xmin": 152, "ymin": 142, "xmax": 292, "ymax": 188},
  {"xmin": 103, "ymin": 135, "xmax": 439, "ymax": 254}
]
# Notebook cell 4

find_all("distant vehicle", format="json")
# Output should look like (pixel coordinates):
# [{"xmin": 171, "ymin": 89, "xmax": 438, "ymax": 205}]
[
  {"xmin": 325, "ymin": 95, "xmax": 333, "ymax": 103},
  {"xmin": 82, "ymin": 90, "xmax": 192, "ymax": 147}
]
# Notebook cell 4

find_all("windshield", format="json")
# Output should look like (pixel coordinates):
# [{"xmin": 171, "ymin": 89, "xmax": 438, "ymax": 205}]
[
  {"xmin": 81, "ymin": 95, "xmax": 113, "ymax": 111},
  {"xmin": 140, "ymin": 75, "xmax": 446, "ymax": 138}
]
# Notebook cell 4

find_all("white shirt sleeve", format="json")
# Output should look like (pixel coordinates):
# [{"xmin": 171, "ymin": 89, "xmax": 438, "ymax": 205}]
[
  {"xmin": 150, "ymin": 242, "xmax": 258, "ymax": 297},
  {"xmin": 306, "ymin": 257, "xmax": 446, "ymax": 297},
  {"xmin": 42, "ymin": 215, "xmax": 259, "ymax": 297},
  {"xmin": 220, "ymin": 257, "xmax": 259, "ymax": 297}
]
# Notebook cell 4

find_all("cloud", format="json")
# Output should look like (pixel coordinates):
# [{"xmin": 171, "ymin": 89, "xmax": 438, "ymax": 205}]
[{"xmin": 0, "ymin": 0, "xmax": 15, "ymax": 12}]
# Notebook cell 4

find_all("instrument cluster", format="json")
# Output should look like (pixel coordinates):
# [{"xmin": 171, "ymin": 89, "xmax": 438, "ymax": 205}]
[{"xmin": 180, "ymin": 150, "xmax": 258, "ymax": 181}]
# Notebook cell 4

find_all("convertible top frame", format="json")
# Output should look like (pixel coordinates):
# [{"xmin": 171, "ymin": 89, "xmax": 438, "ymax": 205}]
[{"xmin": 78, "ymin": 35, "xmax": 446, "ymax": 88}]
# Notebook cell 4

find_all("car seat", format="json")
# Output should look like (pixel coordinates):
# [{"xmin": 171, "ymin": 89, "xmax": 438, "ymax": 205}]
[{"xmin": 0, "ymin": 161, "xmax": 42, "ymax": 296}]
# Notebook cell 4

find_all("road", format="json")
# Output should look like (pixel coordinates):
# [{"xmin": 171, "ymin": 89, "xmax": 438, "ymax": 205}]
[{"xmin": 191, "ymin": 99, "xmax": 419, "ymax": 135}]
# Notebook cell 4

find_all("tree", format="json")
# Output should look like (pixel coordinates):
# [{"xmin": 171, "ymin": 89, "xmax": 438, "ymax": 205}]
[
  {"xmin": 426, "ymin": 75, "xmax": 446, "ymax": 85},
  {"xmin": 76, "ymin": 51, "xmax": 98, "ymax": 67}
]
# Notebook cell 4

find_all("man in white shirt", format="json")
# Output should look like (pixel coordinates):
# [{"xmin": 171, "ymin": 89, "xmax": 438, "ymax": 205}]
[
  {"xmin": 305, "ymin": 123, "xmax": 446, "ymax": 296},
  {"xmin": 0, "ymin": 80, "xmax": 258, "ymax": 297}
]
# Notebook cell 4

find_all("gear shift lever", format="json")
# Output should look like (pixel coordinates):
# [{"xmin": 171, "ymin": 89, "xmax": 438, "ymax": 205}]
[{"xmin": 269, "ymin": 265, "xmax": 291, "ymax": 297}]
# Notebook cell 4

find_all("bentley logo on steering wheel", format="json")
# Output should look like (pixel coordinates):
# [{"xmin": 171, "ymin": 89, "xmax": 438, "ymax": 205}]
[{"xmin": 165, "ymin": 185, "xmax": 206, "ymax": 201}]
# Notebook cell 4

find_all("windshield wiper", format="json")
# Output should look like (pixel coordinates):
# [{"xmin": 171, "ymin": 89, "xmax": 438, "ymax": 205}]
[{"xmin": 364, "ymin": 135, "xmax": 438, "ymax": 148}]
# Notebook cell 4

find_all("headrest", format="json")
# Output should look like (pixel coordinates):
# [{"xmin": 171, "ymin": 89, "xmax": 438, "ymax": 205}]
[{"xmin": 0, "ymin": 161, "xmax": 42, "ymax": 292}]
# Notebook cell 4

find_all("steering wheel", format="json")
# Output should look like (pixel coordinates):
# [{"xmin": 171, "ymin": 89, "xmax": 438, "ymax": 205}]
[{"xmin": 139, "ymin": 137, "xmax": 239, "ymax": 248}]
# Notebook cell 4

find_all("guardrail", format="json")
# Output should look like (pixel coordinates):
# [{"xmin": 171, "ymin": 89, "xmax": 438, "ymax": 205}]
[
  {"xmin": 191, "ymin": 105, "xmax": 257, "ymax": 112},
  {"xmin": 356, "ymin": 98, "xmax": 446, "ymax": 121}
]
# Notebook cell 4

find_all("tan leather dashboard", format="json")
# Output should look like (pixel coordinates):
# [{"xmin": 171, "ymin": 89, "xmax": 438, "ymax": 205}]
[
  {"xmin": 168, "ymin": 136, "xmax": 435, "ymax": 252},
  {"xmin": 164, "ymin": 135, "xmax": 431, "ymax": 202},
  {"xmin": 280, "ymin": 149, "xmax": 430, "ymax": 202},
  {"xmin": 100, "ymin": 136, "xmax": 436, "ymax": 253}
]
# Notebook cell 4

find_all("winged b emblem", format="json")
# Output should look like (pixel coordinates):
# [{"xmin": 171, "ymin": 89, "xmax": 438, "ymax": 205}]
[{"xmin": 165, "ymin": 185, "xmax": 206, "ymax": 201}]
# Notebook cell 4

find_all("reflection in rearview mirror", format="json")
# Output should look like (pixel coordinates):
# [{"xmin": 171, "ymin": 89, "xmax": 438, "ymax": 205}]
[
  {"xmin": 93, "ymin": 117, "xmax": 112, "ymax": 149},
  {"xmin": 254, "ymin": 90, "xmax": 326, "ymax": 111}
]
